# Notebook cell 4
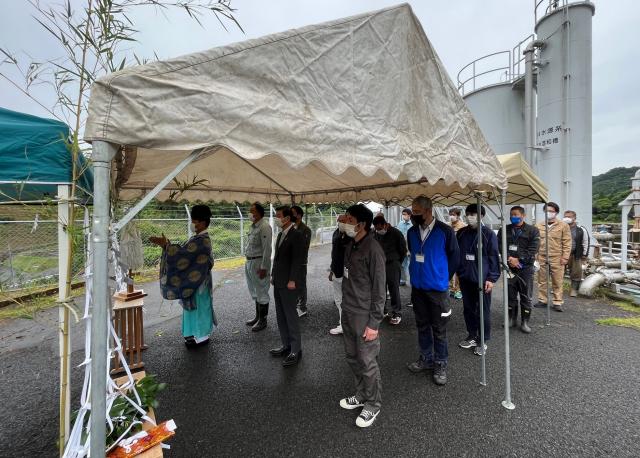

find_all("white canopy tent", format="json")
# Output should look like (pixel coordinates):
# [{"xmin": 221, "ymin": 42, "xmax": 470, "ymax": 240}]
[{"xmin": 82, "ymin": 4, "xmax": 520, "ymax": 456}]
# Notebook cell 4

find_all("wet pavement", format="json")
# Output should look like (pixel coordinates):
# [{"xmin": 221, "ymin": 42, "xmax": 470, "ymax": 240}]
[{"xmin": 1, "ymin": 244, "xmax": 639, "ymax": 457}]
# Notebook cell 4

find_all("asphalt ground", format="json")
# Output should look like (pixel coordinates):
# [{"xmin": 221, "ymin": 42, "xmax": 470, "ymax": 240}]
[{"xmin": 1, "ymin": 244, "xmax": 639, "ymax": 457}]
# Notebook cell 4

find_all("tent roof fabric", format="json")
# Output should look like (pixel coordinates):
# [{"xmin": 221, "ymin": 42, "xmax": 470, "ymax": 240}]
[
  {"xmin": 0, "ymin": 107, "xmax": 93, "ymax": 202},
  {"xmin": 85, "ymin": 3, "xmax": 507, "ymax": 204}
]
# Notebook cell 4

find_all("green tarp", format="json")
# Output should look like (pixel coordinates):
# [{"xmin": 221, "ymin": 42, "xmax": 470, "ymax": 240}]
[{"xmin": 0, "ymin": 107, "xmax": 93, "ymax": 202}]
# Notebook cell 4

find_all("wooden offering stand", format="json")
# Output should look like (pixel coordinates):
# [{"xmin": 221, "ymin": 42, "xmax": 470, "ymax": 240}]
[{"xmin": 111, "ymin": 270, "xmax": 148, "ymax": 376}]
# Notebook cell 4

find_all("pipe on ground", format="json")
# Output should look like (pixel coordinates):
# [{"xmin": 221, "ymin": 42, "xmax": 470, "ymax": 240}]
[{"xmin": 580, "ymin": 269, "xmax": 640, "ymax": 297}]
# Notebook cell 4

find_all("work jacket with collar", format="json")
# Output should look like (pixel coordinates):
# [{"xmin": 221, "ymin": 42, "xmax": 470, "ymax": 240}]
[
  {"xmin": 498, "ymin": 222, "xmax": 540, "ymax": 272},
  {"xmin": 536, "ymin": 220, "xmax": 572, "ymax": 262},
  {"xmin": 456, "ymin": 225, "xmax": 500, "ymax": 284},
  {"xmin": 341, "ymin": 231, "xmax": 386, "ymax": 330}
]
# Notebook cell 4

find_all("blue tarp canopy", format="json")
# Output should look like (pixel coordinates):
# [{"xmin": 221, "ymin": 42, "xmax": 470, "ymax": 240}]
[{"xmin": 0, "ymin": 107, "xmax": 93, "ymax": 203}]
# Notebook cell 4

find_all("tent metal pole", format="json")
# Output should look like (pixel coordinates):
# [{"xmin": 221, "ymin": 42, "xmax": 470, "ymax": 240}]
[
  {"xmin": 113, "ymin": 148, "xmax": 208, "ymax": 233},
  {"xmin": 500, "ymin": 190, "xmax": 515, "ymax": 410},
  {"xmin": 476, "ymin": 193, "xmax": 487, "ymax": 386},
  {"xmin": 57, "ymin": 184, "xmax": 72, "ymax": 455},
  {"xmin": 545, "ymin": 209, "xmax": 551, "ymax": 325},
  {"xmin": 90, "ymin": 141, "xmax": 117, "ymax": 458}
]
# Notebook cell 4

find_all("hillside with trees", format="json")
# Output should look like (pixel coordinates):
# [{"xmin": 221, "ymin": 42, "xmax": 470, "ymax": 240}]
[{"xmin": 593, "ymin": 166, "xmax": 639, "ymax": 222}]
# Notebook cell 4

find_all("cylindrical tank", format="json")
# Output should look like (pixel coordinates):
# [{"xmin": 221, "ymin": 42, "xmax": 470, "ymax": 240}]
[
  {"xmin": 463, "ymin": 83, "xmax": 526, "ymax": 155},
  {"xmin": 535, "ymin": 2, "xmax": 595, "ymax": 230}
]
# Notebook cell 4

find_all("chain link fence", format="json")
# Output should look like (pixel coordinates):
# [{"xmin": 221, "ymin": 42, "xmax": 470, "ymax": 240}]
[{"xmin": 0, "ymin": 212, "xmax": 337, "ymax": 292}]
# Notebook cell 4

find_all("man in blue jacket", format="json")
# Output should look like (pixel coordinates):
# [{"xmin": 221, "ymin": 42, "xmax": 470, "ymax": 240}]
[
  {"xmin": 406, "ymin": 196, "xmax": 459, "ymax": 386},
  {"xmin": 456, "ymin": 204, "xmax": 500, "ymax": 356}
]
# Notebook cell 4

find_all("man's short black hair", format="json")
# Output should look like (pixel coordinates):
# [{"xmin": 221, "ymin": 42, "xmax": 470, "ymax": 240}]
[
  {"xmin": 275, "ymin": 205, "xmax": 293, "ymax": 219},
  {"xmin": 465, "ymin": 203, "xmax": 486, "ymax": 217},
  {"xmin": 372, "ymin": 214, "xmax": 386, "ymax": 226},
  {"xmin": 191, "ymin": 204, "xmax": 212, "ymax": 228},
  {"xmin": 252, "ymin": 202, "xmax": 265, "ymax": 217},
  {"xmin": 401, "ymin": 208, "xmax": 412, "ymax": 216},
  {"xmin": 511, "ymin": 205, "xmax": 525, "ymax": 215},
  {"xmin": 449, "ymin": 208, "xmax": 462, "ymax": 216},
  {"xmin": 545, "ymin": 201, "xmax": 560, "ymax": 213},
  {"xmin": 291, "ymin": 205, "xmax": 304, "ymax": 218},
  {"xmin": 346, "ymin": 204, "xmax": 373, "ymax": 229}
]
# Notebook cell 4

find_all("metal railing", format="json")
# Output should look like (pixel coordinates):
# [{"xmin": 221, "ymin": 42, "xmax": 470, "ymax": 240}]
[
  {"xmin": 457, "ymin": 35, "xmax": 535, "ymax": 96},
  {"xmin": 535, "ymin": 0, "xmax": 569, "ymax": 24}
]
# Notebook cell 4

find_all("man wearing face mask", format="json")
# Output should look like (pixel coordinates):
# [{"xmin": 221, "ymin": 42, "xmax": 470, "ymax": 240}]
[
  {"xmin": 497, "ymin": 206, "xmax": 540, "ymax": 333},
  {"xmin": 244, "ymin": 203, "xmax": 273, "ymax": 332},
  {"xmin": 338, "ymin": 204, "xmax": 386, "ymax": 428},
  {"xmin": 396, "ymin": 208, "xmax": 413, "ymax": 286},
  {"xmin": 270, "ymin": 206, "xmax": 305, "ymax": 367},
  {"xmin": 328, "ymin": 214, "xmax": 349, "ymax": 335},
  {"xmin": 456, "ymin": 204, "xmax": 500, "ymax": 355},
  {"xmin": 448, "ymin": 208, "xmax": 466, "ymax": 300},
  {"xmin": 562, "ymin": 210, "xmax": 590, "ymax": 297},
  {"xmin": 291, "ymin": 205, "xmax": 312, "ymax": 317},
  {"xmin": 535, "ymin": 202, "xmax": 572, "ymax": 311},
  {"xmin": 373, "ymin": 214, "xmax": 408, "ymax": 325},
  {"xmin": 406, "ymin": 196, "xmax": 459, "ymax": 386}
]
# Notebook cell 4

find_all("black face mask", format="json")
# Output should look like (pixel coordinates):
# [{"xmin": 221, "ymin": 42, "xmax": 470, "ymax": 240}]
[{"xmin": 411, "ymin": 214, "xmax": 424, "ymax": 226}]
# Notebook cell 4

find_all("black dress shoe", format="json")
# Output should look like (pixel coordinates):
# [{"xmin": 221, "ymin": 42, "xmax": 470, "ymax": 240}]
[
  {"xmin": 269, "ymin": 346, "xmax": 290, "ymax": 357},
  {"xmin": 282, "ymin": 351, "xmax": 302, "ymax": 367}
]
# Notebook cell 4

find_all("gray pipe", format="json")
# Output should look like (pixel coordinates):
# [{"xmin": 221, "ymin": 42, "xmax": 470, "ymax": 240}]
[
  {"xmin": 524, "ymin": 39, "xmax": 545, "ymax": 166},
  {"xmin": 579, "ymin": 269, "xmax": 636, "ymax": 297}
]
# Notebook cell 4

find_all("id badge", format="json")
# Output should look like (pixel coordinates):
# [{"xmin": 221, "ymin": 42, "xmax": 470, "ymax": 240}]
[
  {"xmin": 509, "ymin": 244, "xmax": 518, "ymax": 252},
  {"xmin": 343, "ymin": 267, "xmax": 349, "ymax": 279},
  {"xmin": 466, "ymin": 254, "xmax": 476, "ymax": 261},
  {"xmin": 415, "ymin": 254, "xmax": 425, "ymax": 263}
]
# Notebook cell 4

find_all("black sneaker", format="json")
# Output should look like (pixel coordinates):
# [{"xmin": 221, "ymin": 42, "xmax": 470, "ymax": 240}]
[
  {"xmin": 433, "ymin": 365, "xmax": 447, "ymax": 385},
  {"xmin": 534, "ymin": 301, "xmax": 547, "ymax": 308},
  {"xmin": 473, "ymin": 343, "xmax": 487, "ymax": 356},
  {"xmin": 339, "ymin": 396, "xmax": 364, "ymax": 410},
  {"xmin": 356, "ymin": 408, "xmax": 380, "ymax": 428},
  {"xmin": 458, "ymin": 337, "xmax": 476, "ymax": 349},
  {"xmin": 407, "ymin": 356, "xmax": 434, "ymax": 373}
]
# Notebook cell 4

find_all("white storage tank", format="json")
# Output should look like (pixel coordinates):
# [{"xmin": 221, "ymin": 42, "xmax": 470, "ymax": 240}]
[
  {"xmin": 463, "ymin": 82, "xmax": 526, "ymax": 155},
  {"xmin": 535, "ymin": 1, "xmax": 595, "ymax": 230}
]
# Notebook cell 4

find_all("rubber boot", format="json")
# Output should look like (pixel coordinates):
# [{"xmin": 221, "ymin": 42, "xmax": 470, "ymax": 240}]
[
  {"xmin": 252, "ymin": 303, "xmax": 268, "ymax": 332},
  {"xmin": 520, "ymin": 317, "xmax": 532, "ymax": 334},
  {"xmin": 570, "ymin": 281, "xmax": 579, "ymax": 297},
  {"xmin": 245, "ymin": 301, "xmax": 259, "ymax": 326},
  {"xmin": 509, "ymin": 308, "xmax": 518, "ymax": 328}
]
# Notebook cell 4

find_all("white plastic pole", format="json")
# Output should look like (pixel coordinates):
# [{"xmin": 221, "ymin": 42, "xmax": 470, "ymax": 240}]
[
  {"xmin": 90, "ymin": 141, "xmax": 117, "ymax": 458},
  {"xmin": 57, "ymin": 184, "xmax": 72, "ymax": 453},
  {"xmin": 236, "ymin": 204, "xmax": 245, "ymax": 256},
  {"xmin": 500, "ymin": 190, "xmax": 515, "ymax": 410},
  {"xmin": 476, "ymin": 193, "xmax": 487, "ymax": 386}
]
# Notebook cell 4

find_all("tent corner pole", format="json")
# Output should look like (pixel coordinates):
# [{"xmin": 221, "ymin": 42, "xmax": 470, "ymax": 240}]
[
  {"xmin": 476, "ymin": 193, "xmax": 487, "ymax": 387},
  {"xmin": 90, "ymin": 141, "xmax": 118, "ymax": 458},
  {"xmin": 57, "ymin": 184, "xmax": 72, "ymax": 455},
  {"xmin": 500, "ymin": 190, "xmax": 515, "ymax": 410},
  {"xmin": 545, "ymin": 208, "xmax": 551, "ymax": 325}
]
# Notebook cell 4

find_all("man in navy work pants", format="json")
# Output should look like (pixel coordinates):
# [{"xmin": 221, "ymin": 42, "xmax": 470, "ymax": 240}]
[{"xmin": 406, "ymin": 196, "xmax": 459, "ymax": 386}]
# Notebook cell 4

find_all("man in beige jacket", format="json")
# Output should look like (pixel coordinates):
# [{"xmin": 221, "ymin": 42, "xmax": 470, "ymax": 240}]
[{"xmin": 535, "ymin": 202, "xmax": 572, "ymax": 311}]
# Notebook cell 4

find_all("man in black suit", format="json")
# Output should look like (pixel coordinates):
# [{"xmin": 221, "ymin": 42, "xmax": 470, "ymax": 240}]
[
  {"xmin": 291, "ymin": 205, "xmax": 312, "ymax": 317},
  {"xmin": 269, "ymin": 206, "xmax": 306, "ymax": 367}
]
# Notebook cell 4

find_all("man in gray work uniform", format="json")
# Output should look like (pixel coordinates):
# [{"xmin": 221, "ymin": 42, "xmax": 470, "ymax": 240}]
[
  {"xmin": 244, "ymin": 202, "xmax": 273, "ymax": 332},
  {"xmin": 338, "ymin": 204, "xmax": 386, "ymax": 428}
]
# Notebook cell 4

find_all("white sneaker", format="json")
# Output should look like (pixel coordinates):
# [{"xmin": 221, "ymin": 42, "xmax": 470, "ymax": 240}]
[
  {"xmin": 356, "ymin": 408, "xmax": 380, "ymax": 428},
  {"xmin": 329, "ymin": 325, "xmax": 343, "ymax": 335},
  {"xmin": 297, "ymin": 307, "xmax": 308, "ymax": 317},
  {"xmin": 339, "ymin": 396, "xmax": 364, "ymax": 410}
]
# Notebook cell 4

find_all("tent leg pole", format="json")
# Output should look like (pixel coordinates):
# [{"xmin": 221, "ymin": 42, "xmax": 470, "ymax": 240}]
[
  {"xmin": 90, "ymin": 141, "xmax": 117, "ymax": 458},
  {"xmin": 476, "ymin": 193, "xmax": 487, "ymax": 387},
  {"xmin": 545, "ymin": 209, "xmax": 551, "ymax": 325},
  {"xmin": 500, "ymin": 190, "xmax": 515, "ymax": 410},
  {"xmin": 57, "ymin": 184, "xmax": 72, "ymax": 455}
]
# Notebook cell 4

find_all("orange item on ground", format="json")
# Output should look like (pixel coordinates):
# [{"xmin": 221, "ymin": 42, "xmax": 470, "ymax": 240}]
[{"xmin": 107, "ymin": 420, "xmax": 176, "ymax": 458}]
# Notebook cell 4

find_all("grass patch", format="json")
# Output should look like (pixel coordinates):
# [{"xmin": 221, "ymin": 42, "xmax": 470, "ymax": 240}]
[
  {"xmin": 596, "ymin": 317, "xmax": 640, "ymax": 331},
  {"xmin": 214, "ymin": 257, "xmax": 245, "ymax": 271},
  {"xmin": 0, "ymin": 293, "xmax": 59, "ymax": 320},
  {"xmin": 611, "ymin": 301, "xmax": 640, "ymax": 314},
  {"xmin": 10, "ymin": 254, "xmax": 57, "ymax": 274}
]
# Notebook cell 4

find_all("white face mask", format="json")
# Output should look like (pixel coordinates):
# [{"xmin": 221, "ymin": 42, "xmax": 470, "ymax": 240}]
[
  {"xmin": 190, "ymin": 223, "xmax": 197, "ymax": 234},
  {"xmin": 450, "ymin": 215, "xmax": 458, "ymax": 222},
  {"xmin": 467, "ymin": 215, "xmax": 478, "ymax": 227},
  {"xmin": 338, "ymin": 222, "xmax": 346, "ymax": 233},
  {"xmin": 546, "ymin": 211, "xmax": 557, "ymax": 221},
  {"xmin": 376, "ymin": 229, "xmax": 387, "ymax": 236},
  {"xmin": 562, "ymin": 217, "xmax": 573, "ymax": 225},
  {"xmin": 344, "ymin": 223, "xmax": 358, "ymax": 238}
]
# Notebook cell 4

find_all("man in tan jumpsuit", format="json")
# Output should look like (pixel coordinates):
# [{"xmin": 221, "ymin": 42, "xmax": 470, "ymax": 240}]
[{"xmin": 535, "ymin": 202, "xmax": 572, "ymax": 312}]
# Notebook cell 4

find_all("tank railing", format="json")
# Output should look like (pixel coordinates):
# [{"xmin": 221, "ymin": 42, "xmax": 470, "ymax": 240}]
[
  {"xmin": 535, "ymin": 0, "xmax": 569, "ymax": 24},
  {"xmin": 456, "ymin": 50, "xmax": 512, "ymax": 96},
  {"xmin": 512, "ymin": 34, "xmax": 535, "ymax": 77}
]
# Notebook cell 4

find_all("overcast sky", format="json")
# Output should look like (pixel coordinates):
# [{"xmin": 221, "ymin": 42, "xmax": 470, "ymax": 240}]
[{"xmin": 0, "ymin": 0, "xmax": 637, "ymax": 175}]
